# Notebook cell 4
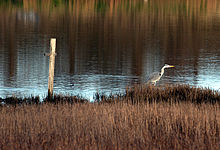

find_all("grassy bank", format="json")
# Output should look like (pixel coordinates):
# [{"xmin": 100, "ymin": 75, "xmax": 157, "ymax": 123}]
[
  {"xmin": 0, "ymin": 84, "xmax": 220, "ymax": 149},
  {"xmin": 1, "ymin": 84, "xmax": 220, "ymax": 105}
]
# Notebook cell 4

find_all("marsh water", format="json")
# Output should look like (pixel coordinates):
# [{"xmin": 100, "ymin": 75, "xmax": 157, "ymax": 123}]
[{"xmin": 0, "ymin": 0, "xmax": 220, "ymax": 100}]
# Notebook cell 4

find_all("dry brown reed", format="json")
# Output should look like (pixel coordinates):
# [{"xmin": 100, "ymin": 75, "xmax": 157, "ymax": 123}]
[
  {"xmin": 97, "ymin": 84, "xmax": 220, "ymax": 104},
  {"xmin": 0, "ymin": 85, "xmax": 220, "ymax": 150}
]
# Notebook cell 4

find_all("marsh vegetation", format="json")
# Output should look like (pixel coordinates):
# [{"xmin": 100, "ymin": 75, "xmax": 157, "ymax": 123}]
[{"xmin": 0, "ymin": 85, "xmax": 219, "ymax": 149}]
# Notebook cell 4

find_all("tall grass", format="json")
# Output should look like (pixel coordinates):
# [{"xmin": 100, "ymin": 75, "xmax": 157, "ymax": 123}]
[
  {"xmin": 0, "ymin": 102, "xmax": 219, "ymax": 149},
  {"xmin": 0, "ymin": 85, "xmax": 219, "ymax": 149}
]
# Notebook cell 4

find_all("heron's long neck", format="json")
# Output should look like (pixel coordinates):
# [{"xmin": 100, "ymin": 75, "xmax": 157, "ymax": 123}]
[{"xmin": 160, "ymin": 66, "xmax": 165, "ymax": 76}]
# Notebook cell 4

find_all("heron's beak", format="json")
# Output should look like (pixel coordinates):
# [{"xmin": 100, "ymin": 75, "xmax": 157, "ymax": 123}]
[{"xmin": 170, "ymin": 65, "xmax": 175, "ymax": 68}]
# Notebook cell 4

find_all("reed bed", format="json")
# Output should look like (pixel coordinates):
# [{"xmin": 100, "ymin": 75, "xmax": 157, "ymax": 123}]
[
  {"xmin": 1, "ymin": 84, "xmax": 219, "ymax": 105},
  {"xmin": 96, "ymin": 84, "xmax": 220, "ymax": 104},
  {"xmin": 0, "ymin": 85, "xmax": 220, "ymax": 149},
  {"xmin": 0, "ymin": 102, "xmax": 219, "ymax": 150}
]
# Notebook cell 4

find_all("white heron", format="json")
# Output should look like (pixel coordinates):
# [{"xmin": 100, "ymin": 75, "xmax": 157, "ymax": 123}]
[{"xmin": 147, "ymin": 64, "xmax": 175, "ymax": 85}]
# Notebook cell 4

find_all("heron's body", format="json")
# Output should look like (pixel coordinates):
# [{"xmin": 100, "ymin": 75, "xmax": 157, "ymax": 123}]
[
  {"xmin": 147, "ymin": 64, "xmax": 174, "ymax": 85},
  {"xmin": 147, "ymin": 72, "xmax": 162, "ymax": 84}
]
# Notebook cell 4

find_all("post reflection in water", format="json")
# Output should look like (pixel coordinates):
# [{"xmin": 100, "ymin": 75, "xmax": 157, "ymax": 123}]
[{"xmin": 0, "ymin": 0, "xmax": 220, "ymax": 100}]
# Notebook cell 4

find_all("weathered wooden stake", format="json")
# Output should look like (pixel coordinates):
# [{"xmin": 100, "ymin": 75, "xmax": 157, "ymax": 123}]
[{"xmin": 48, "ymin": 38, "xmax": 56, "ymax": 100}]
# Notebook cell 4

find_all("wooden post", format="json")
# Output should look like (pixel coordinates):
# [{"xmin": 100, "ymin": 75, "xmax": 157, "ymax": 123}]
[{"xmin": 48, "ymin": 38, "xmax": 56, "ymax": 100}]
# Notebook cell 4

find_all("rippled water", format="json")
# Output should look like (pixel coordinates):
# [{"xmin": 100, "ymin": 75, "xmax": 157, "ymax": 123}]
[{"xmin": 0, "ymin": 0, "xmax": 220, "ymax": 100}]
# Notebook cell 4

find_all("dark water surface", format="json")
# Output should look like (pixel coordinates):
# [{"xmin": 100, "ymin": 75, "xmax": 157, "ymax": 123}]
[{"xmin": 0, "ymin": 0, "xmax": 220, "ymax": 100}]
